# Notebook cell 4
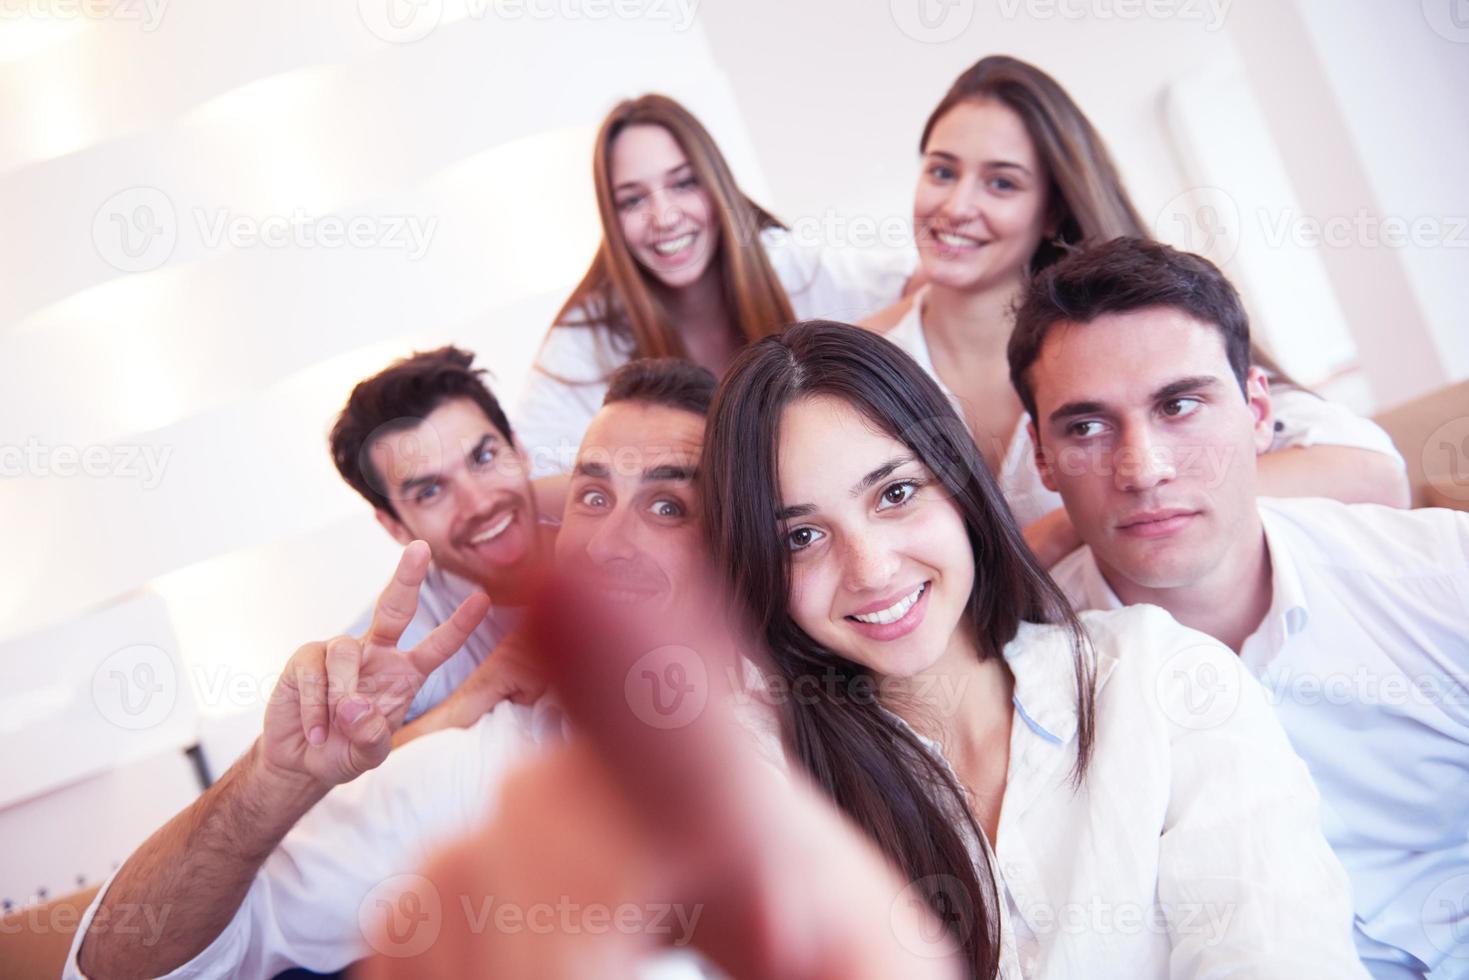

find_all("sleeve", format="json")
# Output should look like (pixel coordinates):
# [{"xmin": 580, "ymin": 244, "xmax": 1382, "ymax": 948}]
[
  {"xmin": 64, "ymin": 714, "xmax": 533, "ymax": 980},
  {"xmin": 512, "ymin": 326, "xmax": 620, "ymax": 478},
  {"xmin": 1268, "ymin": 387, "xmax": 1405, "ymax": 466},
  {"xmin": 762, "ymin": 227, "xmax": 916, "ymax": 324},
  {"xmin": 1144, "ymin": 613, "xmax": 1370, "ymax": 980}
]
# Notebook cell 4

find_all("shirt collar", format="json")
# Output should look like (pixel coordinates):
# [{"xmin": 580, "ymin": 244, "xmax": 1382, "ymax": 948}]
[
  {"xmin": 1257, "ymin": 503, "xmax": 1311, "ymax": 642},
  {"xmin": 1001, "ymin": 620, "xmax": 1118, "ymax": 747}
]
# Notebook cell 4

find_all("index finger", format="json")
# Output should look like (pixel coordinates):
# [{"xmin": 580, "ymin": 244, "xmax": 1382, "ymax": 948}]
[{"xmin": 363, "ymin": 541, "xmax": 432, "ymax": 649}]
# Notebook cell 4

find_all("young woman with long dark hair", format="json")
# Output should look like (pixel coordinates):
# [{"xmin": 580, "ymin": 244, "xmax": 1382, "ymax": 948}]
[
  {"xmin": 700, "ymin": 320, "xmax": 1366, "ymax": 979},
  {"xmin": 516, "ymin": 94, "xmax": 913, "ymax": 484},
  {"xmin": 863, "ymin": 56, "xmax": 1408, "ymax": 565}
]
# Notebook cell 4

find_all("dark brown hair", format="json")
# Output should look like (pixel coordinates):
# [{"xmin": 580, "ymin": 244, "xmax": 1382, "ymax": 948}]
[
  {"xmin": 701, "ymin": 321, "xmax": 1098, "ymax": 979},
  {"xmin": 1009, "ymin": 237, "xmax": 1252, "ymax": 421},
  {"xmin": 548, "ymin": 94, "xmax": 795, "ymax": 369},
  {"xmin": 329, "ymin": 346, "xmax": 512, "ymax": 519},
  {"xmin": 603, "ymin": 358, "xmax": 717, "ymax": 417}
]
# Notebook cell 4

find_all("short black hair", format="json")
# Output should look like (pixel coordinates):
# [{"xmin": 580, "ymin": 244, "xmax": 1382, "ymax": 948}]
[
  {"xmin": 1009, "ymin": 237, "xmax": 1252, "ymax": 421},
  {"xmin": 329, "ymin": 346, "xmax": 512, "ymax": 518},
  {"xmin": 603, "ymin": 358, "xmax": 717, "ymax": 417}
]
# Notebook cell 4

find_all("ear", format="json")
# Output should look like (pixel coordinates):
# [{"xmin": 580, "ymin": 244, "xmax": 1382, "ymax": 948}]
[
  {"xmin": 1030, "ymin": 419, "xmax": 1059, "ymax": 493},
  {"xmin": 374, "ymin": 508, "xmax": 415, "ymax": 547},
  {"xmin": 1245, "ymin": 366, "xmax": 1274, "ymax": 455}
]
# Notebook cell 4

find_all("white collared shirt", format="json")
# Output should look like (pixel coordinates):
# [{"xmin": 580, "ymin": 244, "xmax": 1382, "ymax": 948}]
[
  {"xmin": 882, "ymin": 606, "xmax": 1368, "ymax": 979},
  {"xmin": 514, "ymin": 227, "xmax": 914, "ymax": 477},
  {"xmin": 1052, "ymin": 497, "xmax": 1469, "ymax": 978},
  {"xmin": 63, "ymin": 700, "xmax": 710, "ymax": 980},
  {"xmin": 879, "ymin": 289, "xmax": 1405, "ymax": 528}
]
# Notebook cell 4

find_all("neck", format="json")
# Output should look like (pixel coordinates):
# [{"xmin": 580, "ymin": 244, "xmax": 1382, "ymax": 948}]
[
  {"xmin": 656, "ymin": 265, "xmax": 739, "ymax": 372},
  {"xmin": 1101, "ymin": 515, "xmax": 1273, "ymax": 653},
  {"xmin": 922, "ymin": 276, "xmax": 1025, "ymax": 359},
  {"xmin": 881, "ymin": 619, "xmax": 1014, "ymax": 762}
]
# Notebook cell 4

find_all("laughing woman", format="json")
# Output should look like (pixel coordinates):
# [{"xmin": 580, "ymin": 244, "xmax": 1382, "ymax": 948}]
[
  {"xmin": 515, "ymin": 94, "xmax": 913, "ymax": 486},
  {"xmin": 863, "ymin": 56, "xmax": 1409, "ymax": 565},
  {"xmin": 701, "ymin": 321, "xmax": 1367, "ymax": 979}
]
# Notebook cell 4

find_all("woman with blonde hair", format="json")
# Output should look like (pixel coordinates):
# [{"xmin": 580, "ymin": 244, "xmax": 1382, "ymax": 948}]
[
  {"xmin": 516, "ymin": 94, "xmax": 913, "ymax": 482},
  {"xmin": 864, "ymin": 56, "xmax": 1408, "ymax": 565}
]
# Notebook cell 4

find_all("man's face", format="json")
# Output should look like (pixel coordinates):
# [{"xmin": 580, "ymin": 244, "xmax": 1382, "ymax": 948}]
[
  {"xmin": 369, "ymin": 397, "xmax": 540, "ymax": 592},
  {"xmin": 1025, "ymin": 306, "xmax": 1274, "ymax": 590},
  {"xmin": 556, "ymin": 401, "xmax": 704, "ymax": 612}
]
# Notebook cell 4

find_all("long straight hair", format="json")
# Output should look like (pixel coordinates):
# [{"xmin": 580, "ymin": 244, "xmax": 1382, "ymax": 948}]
[
  {"xmin": 922, "ymin": 55, "xmax": 1293, "ymax": 381},
  {"xmin": 701, "ymin": 320, "xmax": 1099, "ymax": 979},
  {"xmin": 550, "ymin": 95, "xmax": 795, "ymax": 368}
]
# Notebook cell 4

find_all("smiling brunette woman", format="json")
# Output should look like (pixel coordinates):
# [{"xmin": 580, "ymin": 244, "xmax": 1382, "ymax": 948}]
[
  {"xmin": 863, "ymin": 56, "xmax": 1408, "ymax": 566},
  {"xmin": 700, "ymin": 321, "xmax": 1367, "ymax": 979},
  {"xmin": 515, "ymin": 94, "xmax": 912, "ymax": 486}
]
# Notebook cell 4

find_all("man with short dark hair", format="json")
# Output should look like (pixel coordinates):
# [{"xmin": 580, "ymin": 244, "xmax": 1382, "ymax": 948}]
[
  {"xmin": 1010, "ymin": 237, "xmax": 1469, "ymax": 978},
  {"xmin": 71, "ymin": 359, "xmax": 723, "ymax": 979},
  {"xmin": 328, "ymin": 346, "xmax": 552, "ymax": 738}
]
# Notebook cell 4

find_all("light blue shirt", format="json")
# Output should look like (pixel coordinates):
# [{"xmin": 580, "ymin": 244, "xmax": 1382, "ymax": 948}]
[{"xmin": 1052, "ymin": 497, "xmax": 1469, "ymax": 979}]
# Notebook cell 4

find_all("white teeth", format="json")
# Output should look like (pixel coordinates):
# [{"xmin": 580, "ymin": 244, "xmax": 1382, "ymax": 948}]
[
  {"xmin": 852, "ymin": 584, "xmax": 926, "ymax": 626},
  {"xmin": 652, "ymin": 233, "xmax": 695, "ymax": 256},
  {"xmin": 936, "ymin": 232, "xmax": 981, "ymax": 248},
  {"xmin": 470, "ymin": 511, "xmax": 514, "ymax": 545}
]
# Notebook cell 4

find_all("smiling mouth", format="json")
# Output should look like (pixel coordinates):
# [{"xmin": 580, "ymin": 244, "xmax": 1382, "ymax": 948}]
[
  {"xmin": 651, "ymin": 233, "xmax": 696, "ymax": 256},
  {"xmin": 466, "ymin": 510, "xmax": 515, "ymax": 546},
  {"xmin": 932, "ymin": 230, "xmax": 986, "ymax": 249},
  {"xmin": 847, "ymin": 582, "xmax": 927, "ymax": 625}
]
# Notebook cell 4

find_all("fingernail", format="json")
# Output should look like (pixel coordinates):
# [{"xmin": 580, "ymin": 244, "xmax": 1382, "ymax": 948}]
[
  {"xmin": 307, "ymin": 726, "xmax": 326, "ymax": 746},
  {"xmin": 339, "ymin": 698, "xmax": 369, "ymax": 725}
]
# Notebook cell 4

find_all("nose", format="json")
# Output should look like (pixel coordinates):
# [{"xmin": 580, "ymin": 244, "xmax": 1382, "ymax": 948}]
[
  {"xmin": 585, "ymin": 507, "xmax": 639, "ymax": 566},
  {"xmin": 647, "ymin": 189, "xmax": 684, "ymax": 232},
  {"xmin": 938, "ymin": 173, "xmax": 984, "ymax": 225},
  {"xmin": 1113, "ymin": 421, "xmax": 1177, "ymax": 493},
  {"xmin": 840, "ymin": 531, "xmax": 901, "ymax": 596}
]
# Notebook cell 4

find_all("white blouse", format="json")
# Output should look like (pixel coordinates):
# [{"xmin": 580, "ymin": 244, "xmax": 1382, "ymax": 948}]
[
  {"xmin": 881, "ymin": 286, "xmax": 1406, "ymax": 528},
  {"xmin": 514, "ymin": 227, "xmax": 915, "ymax": 477},
  {"xmin": 905, "ymin": 606, "xmax": 1366, "ymax": 979}
]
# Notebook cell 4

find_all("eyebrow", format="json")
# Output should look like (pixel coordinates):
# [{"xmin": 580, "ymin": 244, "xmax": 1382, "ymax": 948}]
[
  {"xmin": 777, "ymin": 455, "xmax": 915, "ymax": 520},
  {"xmin": 1047, "ymin": 375, "xmax": 1223, "ymax": 426},
  {"xmin": 573, "ymin": 460, "xmax": 697, "ymax": 483},
  {"xmin": 924, "ymin": 150, "xmax": 1032, "ymax": 176},
  {"xmin": 613, "ymin": 162, "xmax": 693, "ymax": 194}
]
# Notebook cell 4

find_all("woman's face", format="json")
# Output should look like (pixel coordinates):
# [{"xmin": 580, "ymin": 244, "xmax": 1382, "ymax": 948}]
[
  {"xmin": 776, "ymin": 395, "xmax": 976, "ymax": 680},
  {"xmin": 609, "ymin": 124, "xmax": 720, "ymax": 290},
  {"xmin": 913, "ymin": 99, "xmax": 1052, "ymax": 293}
]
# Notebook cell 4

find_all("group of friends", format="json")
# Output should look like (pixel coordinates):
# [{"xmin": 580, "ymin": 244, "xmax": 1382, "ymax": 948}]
[{"xmin": 66, "ymin": 56, "xmax": 1467, "ymax": 980}]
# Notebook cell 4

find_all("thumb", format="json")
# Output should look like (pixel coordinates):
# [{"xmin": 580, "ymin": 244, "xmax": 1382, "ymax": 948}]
[{"xmin": 338, "ymin": 697, "xmax": 392, "ymax": 776}]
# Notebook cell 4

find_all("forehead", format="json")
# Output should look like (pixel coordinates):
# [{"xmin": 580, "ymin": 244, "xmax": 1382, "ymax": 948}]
[
  {"xmin": 1030, "ymin": 307, "xmax": 1233, "ymax": 407},
  {"xmin": 368, "ymin": 396, "xmax": 499, "ymax": 465},
  {"xmin": 578, "ymin": 401, "xmax": 703, "ymax": 476},
  {"xmin": 777, "ymin": 396, "xmax": 904, "ymax": 500},
  {"xmin": 610, "ymin": 124, "xmax": 687, "ymax": 184},
  {"xmin": 927, "ymin": 98, "xmax": 1038, "ymax": 167}
]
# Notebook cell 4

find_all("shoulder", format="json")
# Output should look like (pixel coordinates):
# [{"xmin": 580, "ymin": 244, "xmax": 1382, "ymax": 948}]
[
  {"xmin": 861, "ymin": 294, "xmax": 916, "ymax": 333},
  {"xmin": 1261, "ymin": 496, "xmax": 1469, "ymax": 575}
]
